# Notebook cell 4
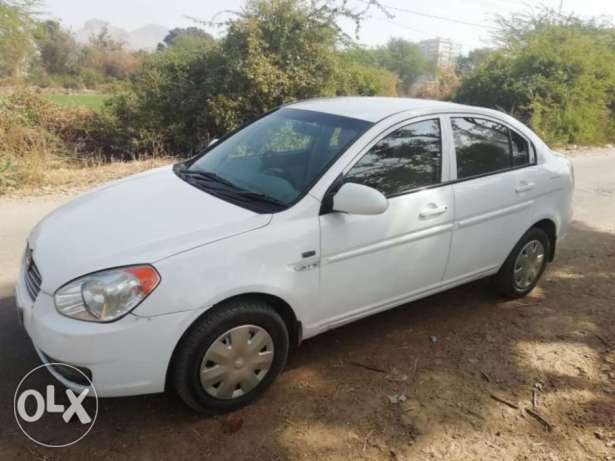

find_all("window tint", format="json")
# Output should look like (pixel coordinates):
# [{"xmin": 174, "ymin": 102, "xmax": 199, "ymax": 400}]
[
  {"xmin": 345, "ymin": 119, "xmax": 442, "ymax": 196},
  {"xmin": 511, "ymin": 129, "xmax": 531, "ymax": 166},
  {"xmin": 452, "ymin": 117, "xmax": 511, "ymax": 179}
]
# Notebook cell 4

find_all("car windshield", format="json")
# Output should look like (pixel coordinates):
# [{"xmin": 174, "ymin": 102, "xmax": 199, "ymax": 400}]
[{"xmin": 175, "ymin": 108, "xmax": 373, "ymax": 212}]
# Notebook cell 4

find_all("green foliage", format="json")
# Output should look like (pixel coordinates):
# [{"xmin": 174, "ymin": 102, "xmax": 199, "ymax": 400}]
[
  {"xmin": 0, "ymin": 0, "xmax": 40, "ymax": 78},
  {"xmin": 78, "ymin": 28, "xmax": 142, "ymax": 81},
  {"xmin": 456, "ymin": 48, "xmax": 494, "ymax": 77},
  {"xmin": 334, "ymin": 60, "xmax": 398, "ymax": 97},
  {"xmin": 343, "ymin": 38, "xmax": 431, "ymax": 95},
  {"xmin": 46, "ymin": 94, "xmax": 110, "ymax": 111},
  {"xmin": 379, "ymin": 39, "xmax": 432, "ymax": 95},
  {"xmin": 456, "ymin": 11, "xmax": 615, "ymax": 145},
  {"xmin": 0, "ymin": 4, "xmax": 143, "ymax": 89},
  {"xmin": 101, "ymin": 0, "xmax": 398, "ymax": 155},
  {"xmin": 34, "ymin": 20, "xmax": 78, "ymax": 75},
  {"xmin": 0, "ymin": 89, "xmax": 96, "ymax": 192},
  {"xmin": 159, "ymin": 27, "xmax": 214, "ymax": 50}
]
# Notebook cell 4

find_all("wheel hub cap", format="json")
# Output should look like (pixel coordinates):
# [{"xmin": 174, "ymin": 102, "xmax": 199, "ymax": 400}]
[
  {"xmin": 200, "ymin": 325, "xmax": 274, "ymax": 400},
  {"xmin": 513, "ymin": 239, "xmax": 545, "ymax": 290}
]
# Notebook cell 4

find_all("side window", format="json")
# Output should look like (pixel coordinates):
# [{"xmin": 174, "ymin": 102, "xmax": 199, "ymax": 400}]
[
  {"xmin": 510, "ymin": 129, "xmax": 532, "ymax": 166},
  {"xmin": 452, "ymin": 117, "xmax": 510, "ymax": 179},
  {"xmin": 345, "ymin": 119, "xmax": 442, "ymax": 196}
]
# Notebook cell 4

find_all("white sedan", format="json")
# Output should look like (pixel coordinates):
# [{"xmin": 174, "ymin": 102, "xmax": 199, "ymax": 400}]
[{"xmin": 16, "ymin": 97, "xmax": 574, "ymax": 412}]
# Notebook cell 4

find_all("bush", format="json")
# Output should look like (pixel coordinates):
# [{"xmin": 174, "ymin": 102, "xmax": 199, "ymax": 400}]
[
  {"xmin": 0, "ymin": 90, "xmax": 97, "ymax": 193},
  {"xmin": 413, "ymin": 69, "xmax": 460, "ymax": 101},
  {"xmin": 334, "ymin": 61, "xmax": 398, "ymax": 97},
  {"xmin": 455, "ymin": 17, "xmax": 615, "ymax": 145},
  {"xmin": 99, "ymin": 0, "xmax": 400, "ymax": 156}
]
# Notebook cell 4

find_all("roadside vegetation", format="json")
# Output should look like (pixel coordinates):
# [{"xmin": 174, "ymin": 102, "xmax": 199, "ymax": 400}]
[
  {"xmin": 44, "ymin": 93, "xmax": 109, "ymax": 111},
  {"xmin": 0, "ymin": 90, "xmax": 169, "ymax": 193},
  {"xmin": 2, "ymin": 0, "xmax": 615, "ymax": 194}
]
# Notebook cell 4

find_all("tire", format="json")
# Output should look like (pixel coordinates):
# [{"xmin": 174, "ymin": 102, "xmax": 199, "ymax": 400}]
[
  {"xmin": 493, "ymin": 227, "xmax": 551, "ymax": 299},
  {"xmin": 171, "ymin": 297, "xmax": 289, "ymax": 413}
]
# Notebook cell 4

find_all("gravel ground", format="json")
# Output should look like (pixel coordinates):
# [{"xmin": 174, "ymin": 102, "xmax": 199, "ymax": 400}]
[{"xmin": 0, "ymin": 150, "xmax": 613, "ymax": 460}]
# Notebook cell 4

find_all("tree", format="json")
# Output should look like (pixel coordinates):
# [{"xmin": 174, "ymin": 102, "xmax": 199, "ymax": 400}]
[
  {"xmin": 80, "ymin": 27, "xmax": 141, "ymax": 80},
  {"xmin": 103, "ymin": 0, "xmax": 396, "ymax": 155},
  {"xmin": 0, "ymin": 0, "xmax": 40, "ymax": 78},
  {"xmin": 456, "ymin": 47, "xmax": 493, "ymax": 77},
  {"xmin": 380, "ymin": 38, "xmax": 431, "ymax": 95},
  {"xmin": 343, "ymin": 38, "xmax": 432, "ymax": 95},
  {"xmin": 159, "ymin": 27, "xmax": 214, "ymax": 49},
  {"xmin": 34, "ymin": 20, "xmax": 78, "ymax": 75},
  {"xmin": 455, "ymin": 10, "xmax": 615, "ymax": 145},
  {"xmin": 413, "ymin": 68, "xmax": 460, "ymax": 101}
]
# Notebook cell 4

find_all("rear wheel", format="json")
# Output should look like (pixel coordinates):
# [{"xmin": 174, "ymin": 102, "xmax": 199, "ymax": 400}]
[
  {"xmin": 493, "ymin": 227, "xmax": 550, "ymax": 298},
  {"xmin": 172, "ymin": 298, "xmax": 289, "ymax": 413}
]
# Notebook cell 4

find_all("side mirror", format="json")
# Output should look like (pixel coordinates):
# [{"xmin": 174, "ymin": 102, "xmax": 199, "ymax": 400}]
[
  {"xmin": 208, "ymin": 138, "xmax": 219, "ymax": 147},
  {"xmin": 333, "ymin": 183, "xmax": 388, "ymax": 215}
]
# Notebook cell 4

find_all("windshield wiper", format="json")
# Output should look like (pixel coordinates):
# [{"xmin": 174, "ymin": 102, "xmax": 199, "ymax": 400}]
[
  {"xmin": 232, "ymin": 190, "xmax": 287, "ymax": 208},
  {"xmin": 179, "ymin": 169, "xmax": 238, "ymax": 189},
  {"xmin": 178, "ymin": 166, "xmax": 287, "ymax": 210}
]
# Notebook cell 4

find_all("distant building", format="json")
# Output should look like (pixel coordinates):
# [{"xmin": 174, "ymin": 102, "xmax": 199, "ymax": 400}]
[{"xmin": 418, "ymin": 38, "xmax": 462, "ymax": 70}]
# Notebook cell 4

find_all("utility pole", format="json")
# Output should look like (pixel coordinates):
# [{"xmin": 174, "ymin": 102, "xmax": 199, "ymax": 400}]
[{"xmin": 558, "ymin": 0, "xmax": 564, "ymax": 15}]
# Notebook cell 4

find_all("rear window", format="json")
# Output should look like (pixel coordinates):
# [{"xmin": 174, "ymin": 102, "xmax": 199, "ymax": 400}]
[{"xmin": 452, "ymin": 117, "xmax": 533, "ymax": 179}]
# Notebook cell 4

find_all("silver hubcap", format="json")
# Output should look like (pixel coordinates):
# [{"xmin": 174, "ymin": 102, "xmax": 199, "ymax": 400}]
[
  {"xmin": 513, "ymin": 239, "xmax": 545, "ymax": 290},
  {"xmin": 200, "ymin": 325, "xmax": 274, "ymax": 400}
]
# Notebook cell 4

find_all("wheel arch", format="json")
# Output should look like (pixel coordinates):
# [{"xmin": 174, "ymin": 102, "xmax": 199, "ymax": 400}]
[
  {"xmin": 164, "ymin": 292, "xmax": 302, "ymax": 391},
  {"xmin": 530, "ymin": 218, "xmax": 557, "ymax": 262}
]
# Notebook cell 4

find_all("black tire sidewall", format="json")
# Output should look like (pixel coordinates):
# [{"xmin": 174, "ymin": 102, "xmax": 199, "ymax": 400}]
[
  {"xmin": 498, "ymin": 228, "xmax": 551, "ymax": 297},
  {"xmin": 175, "ymin": 302, "xmax": 289, "ymax": 413}
]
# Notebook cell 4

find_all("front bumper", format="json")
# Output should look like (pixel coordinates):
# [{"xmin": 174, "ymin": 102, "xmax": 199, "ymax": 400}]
[{"xmin": 15, "ymin": 271, "xmax": 202, "ymax": 397}]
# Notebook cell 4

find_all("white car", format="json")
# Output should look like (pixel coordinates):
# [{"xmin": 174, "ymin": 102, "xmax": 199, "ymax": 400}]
[{"xmin": 16, "ymin": 97, "xmax": 574, "ymax": 412}]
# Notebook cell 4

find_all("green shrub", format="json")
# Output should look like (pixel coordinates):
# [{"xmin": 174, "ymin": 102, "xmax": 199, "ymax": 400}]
[
  {"xmin": 0, "ymin": 90, "xmax": 98, "ymax": 193},
  {"xmin": 99, "ymin": 0, "xmax": 399, "ymax": 156},
  {"xmin": 455, "ymin": 18, "xmax": 615, "ymax": 145}
]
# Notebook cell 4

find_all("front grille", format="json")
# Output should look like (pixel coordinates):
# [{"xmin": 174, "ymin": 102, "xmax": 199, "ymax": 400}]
[{"xmin": 23, "ymin": 247, "xmax": 42, "ymax": 301}]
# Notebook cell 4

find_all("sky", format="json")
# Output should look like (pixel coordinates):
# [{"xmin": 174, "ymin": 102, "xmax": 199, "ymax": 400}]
[{"xmin": 40, "ymin": 0, "xmax": 615, "ymax": 53}]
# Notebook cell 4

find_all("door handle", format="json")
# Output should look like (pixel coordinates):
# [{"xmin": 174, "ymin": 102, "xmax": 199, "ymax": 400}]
[
  {"xmin": 419, "ymin": 204, "xmax": 448, "ymax": 218},
  {"xmin": 515, "ymin": 181, "xmax": 535, "ymax": 193}
]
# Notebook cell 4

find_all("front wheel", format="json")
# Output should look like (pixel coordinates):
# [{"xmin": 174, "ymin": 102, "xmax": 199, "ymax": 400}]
[
  {"xmin": 171, "ymin": 298, "xmax": 289, "ymax": 413},
  {"xmin": 493, "ymin": 227, "xmax": 551, "ymax": 299}
]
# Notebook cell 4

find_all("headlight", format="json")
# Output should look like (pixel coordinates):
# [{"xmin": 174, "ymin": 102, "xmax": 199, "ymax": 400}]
[{"xmin": 54, "ymin": 265, "xmax": 160, "ymax": 322}]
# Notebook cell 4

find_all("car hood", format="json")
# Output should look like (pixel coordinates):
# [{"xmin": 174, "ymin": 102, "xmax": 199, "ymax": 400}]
[{"xmin": 28, "ymin": 166, "xmax": 272, "ymax": 292}]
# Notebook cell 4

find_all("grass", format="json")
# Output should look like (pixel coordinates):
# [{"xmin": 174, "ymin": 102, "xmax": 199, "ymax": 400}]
[
  {"xmin": 45, "ymin": 94, "xmax": 110, "ymax": 111},
  {"xmin": 0, "ymin": 89, "xmax": 175, "ymax": 196},
  {"xmin": 40, "ymin": 157, "xmax": 174, "ymax": 193},
  {"xmin": 3, "ymin": 157, "xmax": 175, "ymax": 196}
]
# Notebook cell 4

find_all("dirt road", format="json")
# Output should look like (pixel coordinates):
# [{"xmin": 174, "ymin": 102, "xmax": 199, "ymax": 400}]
[{"xmin": 1, "ymin": 151, "xmax": 614, "ymax": 460}]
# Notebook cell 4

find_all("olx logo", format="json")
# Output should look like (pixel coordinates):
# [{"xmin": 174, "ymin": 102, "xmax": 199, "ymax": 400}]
[
  {"xmin": 16, "ymin": 386, "xmax": 92, "ymax": 424},
  {"xmin": 14, "ymin": 363, "xmax": 98, "ymax": 447}
]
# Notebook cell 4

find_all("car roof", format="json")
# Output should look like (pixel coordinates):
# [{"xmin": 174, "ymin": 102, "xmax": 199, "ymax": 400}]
[{"xmin": 287, "ymin": 97, "xmax": 471, "ymax": 123}]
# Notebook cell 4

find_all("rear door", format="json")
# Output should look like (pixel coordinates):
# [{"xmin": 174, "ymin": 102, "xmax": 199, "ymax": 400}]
[{"xmin": 444, "ymin": 115, "xmax": 537, "ymax": 281}]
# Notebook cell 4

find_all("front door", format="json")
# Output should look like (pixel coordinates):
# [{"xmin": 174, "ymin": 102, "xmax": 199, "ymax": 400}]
[{"xmin": 316, "ymin": 117, "xmax": 454, "ymax": 330}]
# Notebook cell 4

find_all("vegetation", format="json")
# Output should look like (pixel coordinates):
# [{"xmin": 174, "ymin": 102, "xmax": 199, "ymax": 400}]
[
  {"xmin": 45, "ymin": 93, "xmax": 109, "ymax": 111},
  {"xmin": 0, "ymin": 90, "xmax": 90, "ymax": 190},
  {"xmin": 3, "ymin": 0, "xmax": 615, "ymax": 193},
  {"xmin": 456, "ymin": 9, "xmax": 615, "ymax": 145},
  {"xmin": 343, "ymin": 38, "xmax": 432, "ymax": 95},
  {"xmin": 100, "ymin": 0, "xmax": 400, "ymax": 155},
  {"xmin": 0, "ymin": 0, "xmax": 40, "ymax": 79},
  {"xmin": 0, "ymin": 90, "xmax": 169, "ymax": 193}
]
